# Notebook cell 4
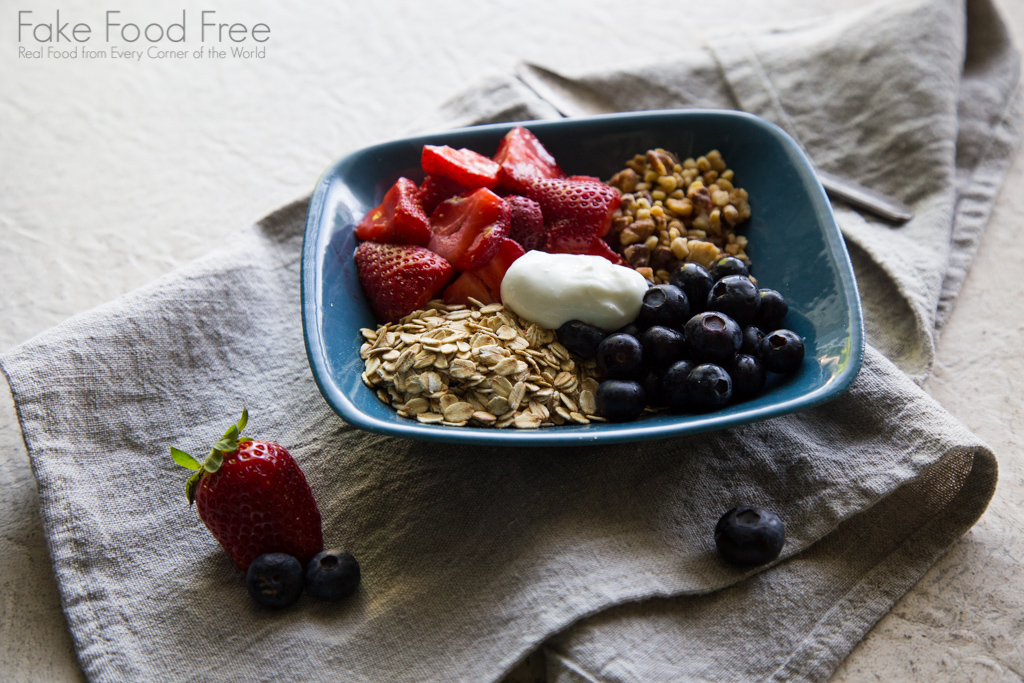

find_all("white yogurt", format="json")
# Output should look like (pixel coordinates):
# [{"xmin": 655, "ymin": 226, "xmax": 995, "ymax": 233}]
[{"xmin": 500, "ymin": 251, "xmax": 649, "ymax": 332}]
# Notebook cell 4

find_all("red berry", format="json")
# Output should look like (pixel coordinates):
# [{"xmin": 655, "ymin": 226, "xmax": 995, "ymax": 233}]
[
  {"xmin": 196, "ymin": 441, "xmax": 322, "ymax": 571},
  {"xmin": 428, "ymin": 188, "xmax": 510, "ymax": 271},
  {"xmin": 421, "ymin": 145, "xmax": 500, "ymax": 189},
  {"xmin": 523, "ymin": 176, "xmax": 622, "ymax": 247},
  {"xmin": 418, "ymin": 174, "xmax": 467, "ymax": 215},
  {"xmin": 542, "ymin": 233, "xmax": 627, "ymax": 266},
  {"xmin": 504, "ymin": 195, "xmax": 546, "ymax": 251},
  {"xmin": 442, "ymin": 238, "xmax": 524, "ymax": 306},
  {"xmin": 354, "ymin": 241, "xmax": 455, "ymax": 322},
  {"xmin": 172, "ymin": 409, "xmax": 323, "ymax": 573},
  {"xmin": 443, "ymin": 271, "xmax": 495, "ymax": 306},
  {"xmin": 473, "ymin": 237, "xmax": 525, "ymax": 297},
  {"xmin": 493, "ymin": 126, "xmax": 565, "ymax": 193},
  {"xmin": 354, "ymin": 177, "xmax": 431, "ymax": 246}
]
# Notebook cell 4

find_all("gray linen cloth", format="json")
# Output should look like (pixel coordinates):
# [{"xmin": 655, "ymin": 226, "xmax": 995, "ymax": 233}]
[{"xmin": 1, "ymin": 0, "xmax": 1018, "ymax": 681}]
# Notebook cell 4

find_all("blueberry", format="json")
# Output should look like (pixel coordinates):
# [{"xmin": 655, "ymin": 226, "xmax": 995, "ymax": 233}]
[
  {"xmin": 707, "ymin": 275, "xmax": 760, "ymax": 326},
  {"xmin": 669, "ymin": 263, "xmax": 714, "ymax": 314},
  {"xmin": 641, "ymin": 370, "xmax": 667, "ymax": 408},
  {"xmin": 754, "ymin": 289, "xmax": 789, "ymax": 330},
  {"xmin": 758, "ymin": 329, "xmax": 805, "ymax": 374},
  {"xmin": 246, "ymin": 553, "xmax": 304, "ymax": 609},
  {"xmin": 740, "ymin": 325, "xmax": 766, "ymax": 356},
  {"xmin": 729, "ymin": 354, "xmax": 766, "ymax": 400},
  {"xmin": 662, "ymin": 360, "xmax": 697, "ymax": 413},
  {"xmin": 557, "ymin": 320, "xmax": 607, "ymax": 360},
  {"xmin": 615, "ymin": 323, "xmax": 642, "ymax": 340},
  {"xmin": 714, "ymin": 506, "xmax": 785, "ymax": 566},
  {"xmin": 683, "ymin": 311, "xmax": 742, "ymax": 365},
  {"xmin": 686, "ymin": 364, "xmax": 733, "ymax": 411},
  {"xmin": 305, "ymin": 549, "xmax": 361, "ymax": 602},
  {"xmin": 596, "ymin": 333, "xmax": 644, "ymax": 380},
  {"xmin": 595, "ymin": 380, "xmax": 647, "ymax": 422},
  {"xmin": 637, "ymin": 284, "xmax": 690, "ymax": 329},
  {"xmin": 640, "ymin": 325, "xmax": 686, "ymax": 371},
  {"xmin": 709, "ymin": 255, "xmax": 750, "ymax": 281}
]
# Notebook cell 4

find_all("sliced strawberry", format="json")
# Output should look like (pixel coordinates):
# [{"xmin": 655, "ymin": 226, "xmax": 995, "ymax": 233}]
[
  {"xmin": 354, "ymin": 242, "xmax": 454, "ymax": 323},
  {"xmin": 443, "ymin": 238, "xmax": 525, "ymax": 306},
  {"xmin": 543, "ymin": 230, "xmax": 627, "ymax": 266},
  {"xmin": 493, "ymin": 126, "xmax": 565, "ymax": 193},
  {"xmin": 474, "ymin": 238, "xmax": 525, "ymax": 297},
  {"xmin": 422, "ymin": 145, "xmax": 500, "ymax": 189},
  {"xmin": 418, "ymin": 174, "xmax": 467, "ymax": 215},
  {"xmin": 428, "ymin": 188, "xmax": 510, "ymax": 271},
  {"xmin": 443, "ymin": 271, "xmax": 495, "ymax": 306},
  {"xmin": 544, "ymin": 218, "xmax": 593, "ymax": 253},
  {"xmin": 504, "ymin": 195, "xmax": 545, "ymax": 251},
  {"xmin": 522, "ymin": 175, "xmax": 622, "ymax": 240},
  {"xmin": 354, "ymin": 177, "xmax": 431, "ymax": 245},
  {"xmin": 582, "ymin": 237, "xmax": 628, "ymax": 266}
]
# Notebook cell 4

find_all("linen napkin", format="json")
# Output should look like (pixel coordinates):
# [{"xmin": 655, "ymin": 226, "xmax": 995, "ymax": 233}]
[{"xmin": 1, "ymin": 1, "xmax": 1017, "ymax": 682}]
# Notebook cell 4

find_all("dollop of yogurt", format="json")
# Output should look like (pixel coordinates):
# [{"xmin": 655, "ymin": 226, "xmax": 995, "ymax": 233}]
[{"xmin": 500, "ymin": 251, "xmax": 649, "ymax": 332}]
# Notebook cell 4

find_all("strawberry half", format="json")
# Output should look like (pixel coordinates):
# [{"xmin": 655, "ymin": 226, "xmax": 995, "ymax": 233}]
[
  {"xmin": 493, "ymin": 126, "xmax": 565, "ymax": 194},
  {"xmin": 172, "ymin": 408, "xmax": 323, "ymax": 572},
  {"xmin": 422, "ymin": 145, "xmax": 500, "ymax": 190},
  {"xmin": 522, "ymin": 176, "xmax": 622, "ymax": 245},
  {"xmin": 443, "ymin": 238, "xmax": 525, "ymax": 306},
  {"xmin": 418, "ymin": 174, "xmax": 467, "ymax": 215},
  {"xmin": 354, "ymin": 177, "xmax": 431, "ymax": 245},
  {"xmin": 543, "ymin": 230, "xmax": 627, "ymax": 266},
  {"xmin": 504, "ymin": 195, "xmax": 546, "ymax": 252},
  {"xmin": 475, "ymin": 237, "xmax": 525, "ymax": 295},
  {"xmin": 428, "ymin": 188, "xmax": 510, "ymax": 271},
  {"xmin": 354, "ymin": 242, "xmax": 455, "ymax": 323},
  {"xmin": 443, "ymin": 271, "xmax": 494, "ymax": 306}
]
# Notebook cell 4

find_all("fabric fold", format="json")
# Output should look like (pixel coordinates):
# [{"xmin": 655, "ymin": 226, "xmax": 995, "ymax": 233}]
[
  {"xmin": 0, "ymin": 222, "xmax": 999, "ymax": 683},
  {"xmin": 545, "ymin": 432, "xmax": 996, "ymax": 683}
]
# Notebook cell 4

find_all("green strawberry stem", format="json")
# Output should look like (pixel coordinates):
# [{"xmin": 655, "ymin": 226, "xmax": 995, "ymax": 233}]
[{"xmin": 171, "ymin": 407, "xmax": 252, "ymax": 506}]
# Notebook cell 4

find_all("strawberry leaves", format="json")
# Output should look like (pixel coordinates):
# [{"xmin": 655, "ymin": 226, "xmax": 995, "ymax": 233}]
[
  {"xmin": 171, "ymin": 447, "xmax": 202, "ymax": 470},
  {"xmin": 172, "ymin": 407, "xmax": 250, "ymax": 506},
  {"xmin": 185, "ymin": 471, "xmax": 203, "ymax": 507}
]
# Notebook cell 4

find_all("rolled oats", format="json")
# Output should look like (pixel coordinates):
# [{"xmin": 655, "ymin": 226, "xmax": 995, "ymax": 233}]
[
  {"xmin": 359, "ymin": 300, "xmax": 602, "ymax": 430},
  {"xmin": 492, "ymin": 357, "xmax": 520, "ymax": 376},
  {"xmin": 579, "ymin": 389, "xmax": 597, "ymax": 415},
  {"xmin": 472, "ymin": 411, "xmax": 497, "ymax": 424},
  {"xmin": 442, "ymin": 402, "xmax": 475, "ymax": 423},
  {"xmin": 514, "ymin": 412, "xmax": 541, "ymax": 429}
]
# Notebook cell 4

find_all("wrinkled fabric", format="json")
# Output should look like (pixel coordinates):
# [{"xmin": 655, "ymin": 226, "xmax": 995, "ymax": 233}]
[{"xmin": 1, "ymin": 0, "xmax": 1017, "ymax": 681}]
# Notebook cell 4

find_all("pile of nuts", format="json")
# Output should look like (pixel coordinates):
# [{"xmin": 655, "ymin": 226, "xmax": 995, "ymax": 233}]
[
  {"xmin": 359, "ymin": 300, "xmax": 605, "ymax": 429},
  {"xmin": 606, "ymin": 149, "xmax": 751, "ymax": 284}
]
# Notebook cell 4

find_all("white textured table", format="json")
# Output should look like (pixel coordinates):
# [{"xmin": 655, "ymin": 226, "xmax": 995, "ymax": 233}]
[{"xmin": 2, "ymin": 1, "xmax": 1022, "ymax": 680}]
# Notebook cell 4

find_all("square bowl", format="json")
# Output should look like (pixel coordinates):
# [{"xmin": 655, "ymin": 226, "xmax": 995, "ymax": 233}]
[{"xmin": 302, "ymin": 110, "xmax": 864, "ymax": 446}]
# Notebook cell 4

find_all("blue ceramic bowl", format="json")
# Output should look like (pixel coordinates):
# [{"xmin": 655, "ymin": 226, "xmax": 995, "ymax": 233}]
[{"xmin": 302, "ymin": 110, "xmax": 864, "ymax": 446}]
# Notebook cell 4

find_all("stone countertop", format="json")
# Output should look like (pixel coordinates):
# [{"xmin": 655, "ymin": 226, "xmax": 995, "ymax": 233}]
[{"xmin": 2, "ymin": 1, "xmax": 1022, "ymax": 681}]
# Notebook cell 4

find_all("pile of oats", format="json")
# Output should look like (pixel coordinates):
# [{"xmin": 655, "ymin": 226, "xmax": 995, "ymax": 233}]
[{"xmin": 359, "ymin": 300, "xmax": 604, "ymax": 429}]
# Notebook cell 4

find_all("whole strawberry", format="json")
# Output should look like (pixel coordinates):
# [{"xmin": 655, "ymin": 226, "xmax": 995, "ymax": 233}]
[{"xmin": 172, "ymin": 408, "xmax": 323, "ymax": 572}]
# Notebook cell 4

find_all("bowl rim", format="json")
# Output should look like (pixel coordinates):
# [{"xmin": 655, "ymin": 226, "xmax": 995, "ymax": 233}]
[{"xmin": 301, "ymin": 109, "xmax": 865, "ymax": 446}]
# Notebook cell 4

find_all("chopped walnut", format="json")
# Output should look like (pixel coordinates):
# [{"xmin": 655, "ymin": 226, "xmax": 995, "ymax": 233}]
[{"xmin": 606, "ymin": 148, "xmax": 751, "ymax": 284}]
